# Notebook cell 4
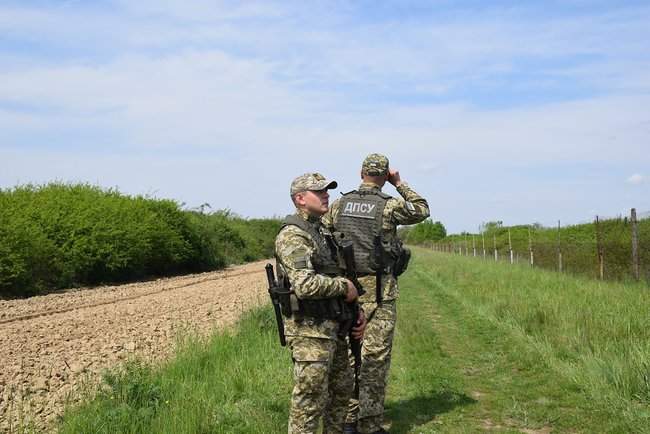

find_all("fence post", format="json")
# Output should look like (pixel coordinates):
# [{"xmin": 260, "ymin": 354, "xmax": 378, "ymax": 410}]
[
  {"xmin": 595, "ymin": 215, "xmax": 604, "ymax": 280},
  {"xmin": 472, "ymin": 235, "xmax": 477, "ymax": 257},
  {"xmin": 493, "ymin": 234, "xmax": 498, "ymax": 262},
  {"xmin": 557, "ymin": 220, "xmax": 563, "ymax": 273},
  {"xmin": 528, "ymin": 226, "xmax": 534, "ymax": 267},
  {"xmin": 508, "ymin": 228, "xmax": 514, "ymax": 264},
  {"xmin": 631, "ymin": 208, "xmax": 640, "ymax": 280},
  {"xmin": 482, "ymin": 232, "xmax": 486, "ymax": 259}
]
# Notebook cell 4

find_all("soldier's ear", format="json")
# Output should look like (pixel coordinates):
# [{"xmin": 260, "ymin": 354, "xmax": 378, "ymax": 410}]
[{"xmin": 293, "ymin": 192, "xmax": 306, "ymax": 207}]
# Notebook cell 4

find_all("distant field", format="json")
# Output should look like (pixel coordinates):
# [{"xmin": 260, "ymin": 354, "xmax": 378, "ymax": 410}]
[
  {"xmin": 406, "ymin": 214, "xmax": 650, "ymax": 283},
  {"xmin": 58, "ymin": 248, "xmax": 648, "ymax": 433}
]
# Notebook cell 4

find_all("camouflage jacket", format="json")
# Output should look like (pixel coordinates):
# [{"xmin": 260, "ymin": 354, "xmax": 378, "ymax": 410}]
[
  {"xmin": 275, "ymin": 209, "xmax": 348, "ymax": 339},
  {"xmin": 323, "ymin": 181, "xmax": 430, "ymax": 302}
]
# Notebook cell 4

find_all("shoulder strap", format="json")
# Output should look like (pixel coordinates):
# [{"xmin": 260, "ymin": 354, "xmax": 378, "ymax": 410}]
[
  {"xmin": 345, "ymin": 188, "xmax": 391, "ymax": 201},
  {"xmin": 281, "ymin": 214, "xmax": 320, "ymax": 241}
]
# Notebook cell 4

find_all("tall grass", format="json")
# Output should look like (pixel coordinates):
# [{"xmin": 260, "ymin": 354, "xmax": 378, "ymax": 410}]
[
  {"xmin": 411, "ymin": 247, "xmax": 650, "ymax": 431},
  {"xmin": 0, "ymin": 183, "xmax": 280, "ymax": 297}
]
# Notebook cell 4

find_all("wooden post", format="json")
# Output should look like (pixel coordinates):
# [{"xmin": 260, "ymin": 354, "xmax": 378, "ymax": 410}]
[
  {"xmin": 631, "ymin": 208, "xmax": 640, "ymax": 280},
  {"xmin": 493, "ymin": 234, "xmax": 498, "ymax": 262},
  {"xmin": 508, "ymin": 228, "xmax": 514, "ymax": 264},
  {"xmin": 472, "ymin": 235, "xmax": 477, "ymax": 257},
  {"xmin": 557, "ymin": 220, "xmax": 563, "ymax": 273},
  {"xmin": 595, "ymin": 215, "xmax": 604, "ymax": 280},
  {"xmin": 528, "ymin": 226, "xmax": 534, "ymax": 267},
  {"xmin": 482, "ymin": 232, "xmax": 486, "ymax": 259}
]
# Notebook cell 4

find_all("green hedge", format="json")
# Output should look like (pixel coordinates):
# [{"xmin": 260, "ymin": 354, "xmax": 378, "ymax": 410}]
[{"xmin": 0, "ymin": 184, "xmax": 280, "ymax": 297}]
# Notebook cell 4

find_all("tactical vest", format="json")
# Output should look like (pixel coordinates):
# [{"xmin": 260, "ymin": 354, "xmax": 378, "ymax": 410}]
[
  {"xmin": 276, "ymin": 214, "xmax": 351, "ymax": 322},
  {"xmin": 333, "ymin": 190, "xmax": 395, "ymax": 274},
  {"xmin": 280, "ymin": 214, "xmax": 342, "ymax": 276}
]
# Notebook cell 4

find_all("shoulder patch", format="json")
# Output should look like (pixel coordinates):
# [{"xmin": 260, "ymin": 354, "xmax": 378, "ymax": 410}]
[
  {"xmin": 405, "ymin": 201, "xmax": 416, "ymax": 213},
  {"xmin": 291, "ymin": 255, "xmax": 310, "ymax": 269}
]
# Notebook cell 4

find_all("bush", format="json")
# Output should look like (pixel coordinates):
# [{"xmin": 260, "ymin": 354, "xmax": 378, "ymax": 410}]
[
  {"xmin": 403, "ymin": 219, "xmax": 447, "ymax": 244},
  {"xmin": 0, "ymin": 183, "xmax": 280, "ymax": 297}
]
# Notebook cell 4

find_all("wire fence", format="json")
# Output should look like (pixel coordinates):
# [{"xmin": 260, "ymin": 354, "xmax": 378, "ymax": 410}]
[{"xmin": 427, "ymin": 208, "xmax": 650, "ymax": 284}]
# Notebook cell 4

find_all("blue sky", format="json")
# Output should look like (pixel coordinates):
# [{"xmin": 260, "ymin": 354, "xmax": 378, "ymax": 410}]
[{"xmin": 1, "ymin": 1, "xmax": 649, "ymax": 232}]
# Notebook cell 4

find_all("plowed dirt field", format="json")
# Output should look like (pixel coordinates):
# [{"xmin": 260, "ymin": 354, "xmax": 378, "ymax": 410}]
[{"xmin": 0, "ymin": 260, "xmax": 269, "ymax": 433}]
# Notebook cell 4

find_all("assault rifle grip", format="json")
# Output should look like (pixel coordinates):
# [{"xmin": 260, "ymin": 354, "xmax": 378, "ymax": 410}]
[{"xmin": 265, "ymin": 263, "xmax": 287, "ymax": 347}]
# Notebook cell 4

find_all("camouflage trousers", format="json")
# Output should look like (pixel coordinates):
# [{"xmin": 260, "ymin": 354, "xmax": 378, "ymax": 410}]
[
  {"xmin": 287, "ymin": 334, "xmax": 354, "ymax": 434},
  {"xmin": 345, "ymin": 300, "xmax": 396, "ymax": 434}
]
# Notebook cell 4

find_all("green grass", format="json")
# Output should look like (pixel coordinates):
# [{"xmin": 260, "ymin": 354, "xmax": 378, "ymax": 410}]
[
  {"xmin": 59, "ymin": 249, "xmax": 649, "ymax": 433},
  {"xmin": 389, "ymin": 247, "xmax": 650, "ymax": 433},
  {"xmin": 59, "ymin": 308, "xmax": 293, "ymax": 434},
  {"xmin": 407, "ymin": 216, "xmax": 650, "ymax": 282}
]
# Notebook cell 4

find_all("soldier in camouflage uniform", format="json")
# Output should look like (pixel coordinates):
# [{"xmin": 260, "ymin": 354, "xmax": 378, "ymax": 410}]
[
  {"xmin": 276, "ymin": 173, "xmax": 367, "ymax": 434},
  {"xmin": 323, "ymin": 154, "xmax": 430, "ymax": 434}
]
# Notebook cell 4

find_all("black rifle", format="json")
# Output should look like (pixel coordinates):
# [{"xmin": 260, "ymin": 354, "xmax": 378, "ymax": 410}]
[
  {"xmin": 340, "ymin": 240, "xmax": 366, "ymax": 398},
  {"xmin": 374, "ymin": 235, "xmax": 384, "ymax": 304},
  {"xmin": 265, "ymin": 263, "xmax": 287, "ymax": 347}
]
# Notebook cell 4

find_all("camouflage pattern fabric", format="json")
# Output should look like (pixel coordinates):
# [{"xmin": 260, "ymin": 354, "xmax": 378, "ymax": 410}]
[
  {"xmin": 276, "ymin": 211, "xmax": 348, "ymax": 339},
  {"xmin": 275, "ymin": 210, "xmax": 353, "ymax": 432},
  {"xmin": 361, "ymin": 153, "xmax": 390, "ymax": 176},
  {"xmin": 324, "ymin": 181, "xmax": 429, "ymax": 303},
  {"xmin": 344, "ymin": 301, "xmax": 396, "ymax": 433},
  {"xmin": 288, "ymin": 335, "xmax": 353, "ymax": 434},
  {"xmin": 324, "ymin": 180, "xmax": 429, "ymax": 433},
  {"xmin": 290, "ymin": 172, "xmax": 338, "ymax": 196}
]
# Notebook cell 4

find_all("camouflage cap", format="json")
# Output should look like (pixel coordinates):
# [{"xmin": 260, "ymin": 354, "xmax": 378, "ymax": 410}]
[
  {"xmin": 361, "ymin": 153, "xmax": 389, "ymax": 176},
  {"xmin": 290, "ymin": 173, "xmax": 338, "ymax": 196}
]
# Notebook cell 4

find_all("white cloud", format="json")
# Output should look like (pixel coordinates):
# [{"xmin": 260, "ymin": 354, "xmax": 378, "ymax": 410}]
[{"xmin": 627, "ymin": 174, "xmax": 646, "ymax": 185}]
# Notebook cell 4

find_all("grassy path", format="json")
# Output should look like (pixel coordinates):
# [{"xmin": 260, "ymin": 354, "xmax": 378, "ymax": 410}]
[
  {"xmin": 389, "ymin": 250, "xmax": 593, "ymax": 432},
  {"xmin": 58, "ymin": 249, "xmax": 648, "ymax": 433},
  {"xmin": 388, "ymin": 247, "xmax": 648, "ymax": 433}
]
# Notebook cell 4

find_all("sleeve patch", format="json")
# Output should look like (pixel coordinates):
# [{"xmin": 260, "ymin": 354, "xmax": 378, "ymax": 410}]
[
  {"xmin": 405, "ymin": 202, "xmax": 416, "ymax": 213},
  {"xmin": 290, "ymin": 255, "xmax": 310, "ymax": 269}
]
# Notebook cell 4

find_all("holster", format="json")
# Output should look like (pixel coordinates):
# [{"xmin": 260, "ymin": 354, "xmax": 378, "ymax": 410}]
[{"xmin": 393, "ymin": 246, "xmax": 411, "ymax": 277}]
